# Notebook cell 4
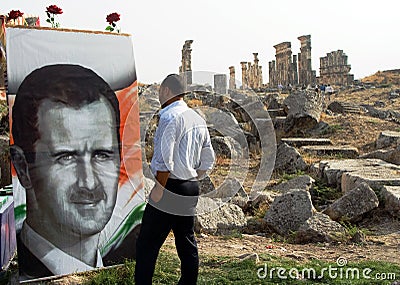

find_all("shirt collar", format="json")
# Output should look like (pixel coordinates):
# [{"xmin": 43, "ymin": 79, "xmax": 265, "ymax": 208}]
[
  {"xmin": 159, "ymin": 100, "xmax": 187, "ymax": 116},
  {"xmin": 20, "ymin": 222, "xmax": 103, "ymax": 276}
]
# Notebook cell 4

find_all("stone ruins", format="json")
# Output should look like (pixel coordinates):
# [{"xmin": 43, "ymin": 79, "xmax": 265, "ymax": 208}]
[
  {"xmin": 319, "ymin": 50, "xmax": 354, "ymax": 85},
  {"xmin": 239, "ymin": 53, "xmax": 263, "ymax": 90},
  {"xmin": 229, "ymin": 66, "xmax": 236, "ymax": 90},
  {"xmin": 179, "ymin": 39, "xmax": 193, "ymax": 86},
  {"xmin": 178, "ymin": 36, "xmax": 354, "ymax": 92},
  {"xmin": 269, "ymin": 41, "xmax": 298, "ymax": 87},
  {"xmin": 213, "ymin": 74, "xmax": 227, "ymax": 94},
  {"xmin": 297, "ymin": 35, "xmax": 316, "ymax": 87},
  {"xmin": 268, "ymin": 35, "xmax": 318, "ymax": 88}
]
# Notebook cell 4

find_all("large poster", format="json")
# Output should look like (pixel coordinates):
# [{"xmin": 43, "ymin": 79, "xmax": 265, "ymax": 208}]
[{"xmin": 6, "ymin": 26, "xmax": 144, "ymax": 282}]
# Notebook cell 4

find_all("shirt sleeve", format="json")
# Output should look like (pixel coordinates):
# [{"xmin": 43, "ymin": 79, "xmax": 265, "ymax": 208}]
[{"xmin": 198, "ymin": 128, "xmax": 215, "ymax": 170}]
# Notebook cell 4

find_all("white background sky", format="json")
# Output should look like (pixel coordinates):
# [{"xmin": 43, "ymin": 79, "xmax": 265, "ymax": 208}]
[{"xmin": 1, "ymin": 0, "xmax": 399, "ymax": 84}]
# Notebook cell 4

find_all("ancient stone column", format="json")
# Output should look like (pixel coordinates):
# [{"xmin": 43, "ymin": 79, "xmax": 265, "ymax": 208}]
[
  {"xmin": 269, "ymin": 60, "xmax": 276, "ymax": 87},
  {"xmin": 273, "ymin": 42, "xmax": 296, "ymax": 86},
  {"xmin": 179, "ymin": 40, "xmax": 193, "ymax": 86},
  {"xmin": 297, "ymin": 35, "xmax": 316, "ymax": 86},
  {"xmin": 229, "ymin": 66, "xmax": 236, "ymax": 90},
  {"xmin": 240, "ymin": 61, "xmax": 248, "ymax": 89},
  {"xmin": 214, "ymin": 74, "xmax": 227, "ymax": 94}
]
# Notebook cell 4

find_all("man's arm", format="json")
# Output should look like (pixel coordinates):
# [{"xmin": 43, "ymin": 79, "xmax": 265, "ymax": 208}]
[
  {"xmin": 155, "ymin": 171, "xmax": 170, "ymax": 187},
  {"xmin": 150, "ymin": 171, "xmax": 170, "ymax": 203},
  {"xmin": 196, "ymin": 128, "xmax": 215, "ymax": 179}
]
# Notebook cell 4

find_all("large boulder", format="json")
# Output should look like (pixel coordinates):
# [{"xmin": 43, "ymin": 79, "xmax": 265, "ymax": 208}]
[
  {"xmin": 361, "ymin": 148, "xmax": 400, "ymax": 165},
  {"xmin": 283, "ymin": 91, "xmax": 323, "ymax": 135},
  {"xmin": 199, "ymin": 175, "xmax": 215, "ymax": 195},
  {"xmin": 314, "ymin": 159, "xmax": 400, "ymax": 192},
  {"xmin": 274, "ymin": 142, "xmax": 308, "ymax": 174},
  {"xmin": 376, "ymin": 131, "xmax": 400, "ymax": 149},
  {"xmin": 381, "ymin": 185, "xmax": 400, "ymax": 217},
  {"xmin": 273, "ymin": 175, "xmax": 315, "ymax": 192},
  {"xmin": 264, "ymin": 190, "xmax": 315, "ymax": 236},
  {"xmin": 211, "ymin": 136, "xmax": 240, "ymax": 159},
  {"xmin": 323, "ymin": 182, "xmax": 379, "ymax": 222},
  {"xmin": 204, "ymin": 177, "xmax": 249, "ymax": 209},
  {"xmin": 295, "ymin": 212, "xmax": 348, "ymax": 244},
  {"xmin": 195, "ymin": 197, "xmax": 247, "ymax": 234}
]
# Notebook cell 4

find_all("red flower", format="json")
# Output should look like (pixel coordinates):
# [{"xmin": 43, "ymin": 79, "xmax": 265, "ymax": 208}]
[
  {"xmin": 8, "ymin": 10, "xmax": 24, "ymax": 21},
  {"xmin": 106, "ymin": 12, "xmax": 120, "ymax": 24},
  {"xmin": 46, "ymin": 5, "xmax": 63, "ymax": 15}
]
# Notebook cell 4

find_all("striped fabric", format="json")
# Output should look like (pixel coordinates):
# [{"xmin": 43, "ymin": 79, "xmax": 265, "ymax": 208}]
[{"xmin": 150, "ymin": 100, "xmax": 215, "ymax": 180}]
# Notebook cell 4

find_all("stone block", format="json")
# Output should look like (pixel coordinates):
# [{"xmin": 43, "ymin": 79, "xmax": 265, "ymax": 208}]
[
  {"xmin": 381, "ymin": 185, "xmax": 400, "ymax": 217},
  {"xmin": 264, "ymin": 189, "xmax": 315, "ymax": 236},
  {"xmin": 323, "ymin": 182, "xmax": 379, "ymax": 222}
]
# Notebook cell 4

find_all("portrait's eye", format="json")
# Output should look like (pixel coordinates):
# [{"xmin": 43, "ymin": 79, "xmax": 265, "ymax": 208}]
[
  {"xmin": 56, "ymin": 153, "xmax": 76, "ymax": 165},
  {"xmin": 93, "ymin": 151, "xmax": 115, "ymax": 161}
]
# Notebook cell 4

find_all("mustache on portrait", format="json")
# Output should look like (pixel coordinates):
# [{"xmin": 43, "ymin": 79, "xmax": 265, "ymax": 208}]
[{"xmin": 69, "ymin": 187, "xmax": 106, "ymax": 204}]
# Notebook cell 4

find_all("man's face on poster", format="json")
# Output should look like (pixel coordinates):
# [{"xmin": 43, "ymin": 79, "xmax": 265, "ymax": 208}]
[{"xmin": 28, "ymin": 97, "xmax": 120, "ymax": 237}]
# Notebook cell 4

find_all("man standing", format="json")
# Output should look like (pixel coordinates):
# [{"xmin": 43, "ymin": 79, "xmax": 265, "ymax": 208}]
[
  {"xmin": 10, "ymin": 64, "xmax": 121, "ymax": 279},
  {"xmin": 135, "ymin": 74, "xmax": 215, "ymax": 284}
]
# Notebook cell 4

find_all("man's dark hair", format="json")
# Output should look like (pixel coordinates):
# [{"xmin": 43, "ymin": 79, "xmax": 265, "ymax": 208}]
[
  {"xmin": 160, "ymin": 74, "xmax": 185, "ymax": 97},
  {"xmin": 12, "ymin": 64, "xmax": 121, "ymax": 162}
]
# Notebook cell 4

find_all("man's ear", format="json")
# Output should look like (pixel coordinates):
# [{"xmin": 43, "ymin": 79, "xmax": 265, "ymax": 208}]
[{"xmin": 10, "ymin": 145, "xmax": 32, "ymax": 189}]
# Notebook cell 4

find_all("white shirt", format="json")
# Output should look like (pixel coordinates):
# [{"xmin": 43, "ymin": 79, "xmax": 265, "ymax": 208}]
[
  {"xmin": 20, "ymin": 222, "xmax": 103, "ymax": 276},
  {"xmin": 150, "ymin": 100, "xmax": 215, "ymax": 180}
]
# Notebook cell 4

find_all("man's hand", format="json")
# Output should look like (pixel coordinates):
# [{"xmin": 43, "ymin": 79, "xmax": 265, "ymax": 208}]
[
  {"xmin": 150, "ymin": 184, "xmax": 164, "ymax": 203},
  {"xmin": 150, "ymin": 170, "xmax": 170, "ymax": 202},
  {"xmin": 196, "ymin": 169, "xmax": 207, "ymax": 180}
]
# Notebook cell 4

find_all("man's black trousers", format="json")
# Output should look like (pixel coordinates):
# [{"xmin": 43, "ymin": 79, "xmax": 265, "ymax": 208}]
[{"xmin": 135, "ymin": 178, "xmax": 199, "ymax": 285}]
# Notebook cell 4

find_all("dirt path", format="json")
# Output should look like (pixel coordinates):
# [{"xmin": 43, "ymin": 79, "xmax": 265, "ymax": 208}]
[{"xmin": 163, "ymin": 231, "xmax": 400, "ymax": 265}]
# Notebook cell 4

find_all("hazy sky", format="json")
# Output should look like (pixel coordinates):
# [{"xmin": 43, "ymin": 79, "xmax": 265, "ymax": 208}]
[{"xmin": 1, "ymin": 0, "xmax": 399, "ymax": 84}]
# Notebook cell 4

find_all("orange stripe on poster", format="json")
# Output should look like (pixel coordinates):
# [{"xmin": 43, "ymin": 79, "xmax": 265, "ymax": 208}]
[{"xmin": 116, "ymin": 81, "xmax": 142, "ymax": 188}]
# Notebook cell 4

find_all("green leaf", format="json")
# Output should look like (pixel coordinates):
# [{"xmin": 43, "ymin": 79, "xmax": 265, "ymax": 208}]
[
  {"xmin": 46, "ymin": 19, "xmax": 51, "ymax": 23},
  {"xmin": 105, "ymin": 26, "xmax": 113, "ymax": 31}
]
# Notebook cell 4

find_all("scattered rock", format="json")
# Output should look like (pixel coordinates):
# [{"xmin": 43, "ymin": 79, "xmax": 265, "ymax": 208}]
[
  {"xmin": 211, "ymin": 136, "xmax": 240, "ymax": 159},
  {"xmin": 283, "ymin": 91, "xmax": 323, "ymax": 135},
  {"xmin": 264, "ymin": 190, "xmax": 315, "ymax": 236},
  {"xmin": 195, "ymin": 197, "xmax": 247, "ymax": 234},
  {"xmin": 323, "ymin": 182, "xmax": 379, "ymax": 222},
  {"xmin": 381, "ymin": 185, "xmax": 400, "ymax": 217},
  {"xmin": 248, "ymin": 191, "xmax": 275, "ymax": 208},
  {"xmin": 301, "ymin": 145, "xmax": 359, "ymax": 159},
  {"xmin": 237, "ymin": 253, "xmax": 260, "ymax": 263},
  {"xmin": 204, "ymin": 177, "xmax": 248, "ymax": 201},
  {"xmin": 295, "ymin": 212, "xmax": 347, "ymax": 244},
  {"xmin": 306, "ymin": 121, "xmax": 332, "ymax": 136},
  {"xmin": 361, "ymin": 148, "xmax": 400, "ymax": 165},
  {"xmin": 273, "ymin": 175, "xmax": 315, "ymax": 192},
  {"xmin": 199, "ymin": 175, "xmax": 215, "ymax": 195},
  {"xmin": 280, "ymin": 137, "xmax": 332, "ymax": 148},
  {"xmin": 376, "ymin": 130, "xmax": 400, "ymax": 149},
  {"xmin": 341, "ymin": 163, "xmax": 400, "ymax": 193},
  {"xmin": 350, "ymin": 231, "xmax": 366, "ymax": 244},
  {"xmin": 315, "ymin": 159, "xmax": 400, "ymax": 191},
  {"xmin": 327, "ymin": 101, "xmax": 362, "ymax": 114},
  {"xmin": 274, "ymin": 142, "xmax": 307, "ymax": 174}
]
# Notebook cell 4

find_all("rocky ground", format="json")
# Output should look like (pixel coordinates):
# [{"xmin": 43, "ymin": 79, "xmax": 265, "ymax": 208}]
[{"xmin": 187, "ymin": 71, "xmax": 400, "ymax": 268}]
